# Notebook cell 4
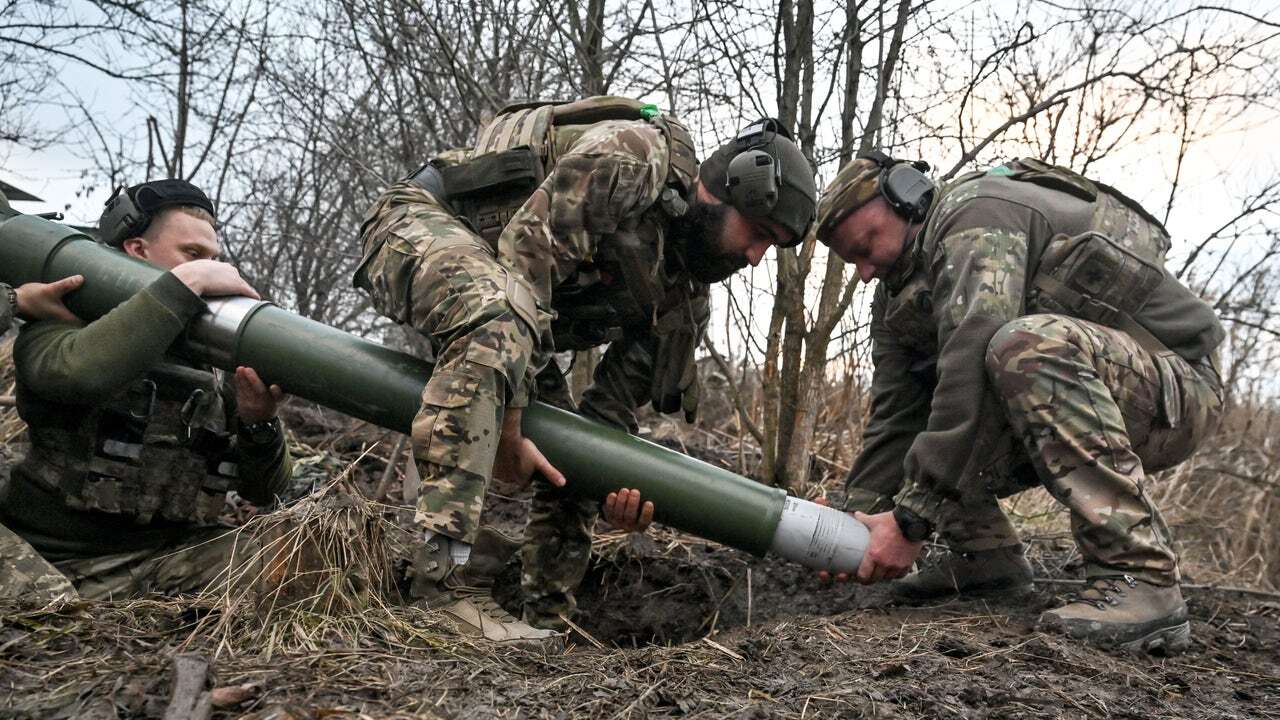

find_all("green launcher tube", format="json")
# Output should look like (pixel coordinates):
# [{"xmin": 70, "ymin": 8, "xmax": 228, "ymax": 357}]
[{"xmin": 0, "ymin": 212, "xmax": 868, "ymax": 571}]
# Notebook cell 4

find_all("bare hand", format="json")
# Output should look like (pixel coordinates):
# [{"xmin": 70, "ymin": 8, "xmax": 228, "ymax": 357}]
[
  {"xmin": 234, "ymin": 366, "xmax": 284, "ymax": 424},
  {"xmin": 170, "ymin": 260, "xmax": 261, "ymax": 299},
  {"xmin": 603, "ymin": 488, "xmax": 654, "ymax": 533},
  {"xmin": 15, "ymin": 276, "xmax": 84, "ymax": 323},
  {"xmin": 853, "ymin": 510, "xmax": 925, "ymax": 585},
  {"xmin": 492, "ymin": 408, "xmax": 566, "ymax": 491}
]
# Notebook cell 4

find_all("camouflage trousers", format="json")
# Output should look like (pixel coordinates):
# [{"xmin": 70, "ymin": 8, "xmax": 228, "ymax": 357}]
[
  {"xmin": 356, "ymin": 184, "xmax": 598, "ymax": 624},
  {"xmin": 0, "ymin": 522, "xmax": 286, "ymax": 602},
  {"xmin": 853, "ymin": 314, "xmax": 1221, "ymax": 585},
  {"xmin": 356, "ymin": 183, "xmax": 539, "ymax": 544}
]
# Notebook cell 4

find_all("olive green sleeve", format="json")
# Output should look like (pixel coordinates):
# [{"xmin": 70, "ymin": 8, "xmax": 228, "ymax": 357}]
[
  {"xmin": 843, "ymin": 289, "xmax": 932, "ymax": 513},
  {"xmin": 577, "ymin": 331, "xmax": 661, "ymax": 435},
  {"xmin": 1, "ymin": 283, "xmax": 15, "ymax": 331},
  {"xmin": 894, "ymin": 198, "xmax": 1037, "ymax": 524},
  {"xmin": 14, "ymin": 272, "xmax": 206, "ymax": 404}
]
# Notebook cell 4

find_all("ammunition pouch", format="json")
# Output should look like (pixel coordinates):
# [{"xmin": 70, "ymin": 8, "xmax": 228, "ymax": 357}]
[
  {"xmin": 408, "ymin": 147, "xmax": 545, "ymax": 248},
  {"xmin": 18, "ymin": 363, "xmax": 238, "ymax": 526},
  {"xmin": 1033, "ymin": 232, "xmax": 1164, "ymax": 332}
]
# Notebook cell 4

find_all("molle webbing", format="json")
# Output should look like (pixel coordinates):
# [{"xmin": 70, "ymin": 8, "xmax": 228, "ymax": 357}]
[{"xmin": 474, "ymin": 105, "xmax": 556, "ymax": 166}]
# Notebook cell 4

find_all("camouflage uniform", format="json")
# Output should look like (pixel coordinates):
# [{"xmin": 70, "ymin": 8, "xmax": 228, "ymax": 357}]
[
  {"xmin": 844, "ymin": 160, "xmax": 1224, "ymax": 586},
  {"xmin": 0, "ymin": 271, "xmax": 294, "ymax": 602},
  {"xmin": 355, "ymin": 106, "xmax": 705, "ymax": 623}
]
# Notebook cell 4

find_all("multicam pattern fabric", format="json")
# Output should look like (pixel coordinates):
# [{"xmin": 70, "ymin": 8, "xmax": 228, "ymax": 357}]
[
  {"xmin": 814, "ymin": 157, "xmax": 884, "ymax": 241},
  {"xmin": 0, "ymin": 524, "xmax": 78, "ymax": 604},
  {"xmin": 844, "ymin": 170, "xmax": 1225, "ymax": 585},
  {"xmin": 355, "ymin": 120, "xmax": 700, "ymax": 563}
]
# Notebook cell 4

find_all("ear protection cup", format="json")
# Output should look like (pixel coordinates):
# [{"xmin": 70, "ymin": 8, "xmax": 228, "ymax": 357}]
[
  {"xmin": 726, "ymin": 148, "xmax": 780, "ymax": 215},
  {"xmin": 725, "ymin": 118, "xmax": 792, "ymax": 216},
  {"xmin": 99, "ymin": 186, "xmax": 149, "ymax": 247},
  {"xmin": 858, "ymin": 151, "xmax": 935, "ymax": 223}
]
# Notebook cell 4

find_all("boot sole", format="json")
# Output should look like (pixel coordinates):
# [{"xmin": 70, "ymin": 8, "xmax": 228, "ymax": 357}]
[{"xmin": 1118, "ymin": 621, "xmax": 1191, "ymax": 655}]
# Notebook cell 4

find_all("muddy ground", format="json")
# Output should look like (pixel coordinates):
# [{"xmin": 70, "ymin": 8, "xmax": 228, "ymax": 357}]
[
  {"xmin": 2, "ymin": 405, "xmax": 1278, "ymax": 719},
  {"xmin": 2, "ymin": 523, "xmax": 1278, "ymax": 719}
]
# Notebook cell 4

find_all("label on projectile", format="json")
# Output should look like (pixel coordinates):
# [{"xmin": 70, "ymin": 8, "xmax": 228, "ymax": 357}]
[{"xmin": 768, "ymin": 496, "xmax": 870, "ymax": 574}]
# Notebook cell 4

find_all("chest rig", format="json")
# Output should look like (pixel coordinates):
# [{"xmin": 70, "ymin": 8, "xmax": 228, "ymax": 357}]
[
  {"xmin": 988, "ymin": 159, "xmax": 1176, "ymax": 355},
  {"xmin": 17, "ymin": 362, "xmax": 239, "ymax": 526},
  {"xmin": 442, "ymin": 97, "xmax": 700, "ymax": 349}
]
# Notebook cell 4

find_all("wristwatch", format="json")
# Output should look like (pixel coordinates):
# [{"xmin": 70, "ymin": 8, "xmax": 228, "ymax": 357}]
[
  {"xmin": 4, "ymin": 284, "xmax": 18, "ymax": 322},
  {"xmin": 892, "ymin": 506, "xmax": 934, "ymax": 542},
  {"xmin": 239, "ymin": 417, "xmax": 281, "ymax": 445}
]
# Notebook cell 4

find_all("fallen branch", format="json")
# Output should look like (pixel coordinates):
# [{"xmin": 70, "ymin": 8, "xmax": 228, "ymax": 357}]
[{"xmin": 163, "ymin": 653, "xmax": 213, "ymax": 720}]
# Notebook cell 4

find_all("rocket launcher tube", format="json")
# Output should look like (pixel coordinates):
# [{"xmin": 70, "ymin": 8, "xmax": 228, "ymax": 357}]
[{"xmin": 0, "ymin": 212, "xmax": 868, "ymax": 571}]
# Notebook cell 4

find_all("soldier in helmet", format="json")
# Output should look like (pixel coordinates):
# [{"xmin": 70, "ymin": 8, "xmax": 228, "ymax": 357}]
[
  {"xmin": 814, "ymin": 153, "xmax": 1224, "ymax": 652},
  {"xmin": 0, "ymin": 179, "xmax": 294, "ymax": 603},
  {"xmin": 355, "ymin": 98, "xmax": 817, "ymax": 647}
]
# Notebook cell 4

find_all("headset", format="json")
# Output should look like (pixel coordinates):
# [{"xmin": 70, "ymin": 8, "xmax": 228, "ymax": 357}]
[
  {"xmin": 99, "ymin": 180, "xmax": 216, "ymax": 247},
  {"xmin": 858, "ymin": 150, "xmax": 935, "ymax": 223},
  {"xmin": 725, "ymin": 118, "xmax": 791, "ymax": 217},
  {"xmin": 99, "ymin": 186, "xmax": 150, "ymax": 247}
]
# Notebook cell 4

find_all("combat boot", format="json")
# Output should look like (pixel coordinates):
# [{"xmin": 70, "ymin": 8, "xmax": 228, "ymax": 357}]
[
  {"xmin": 410, "ymin": 533, "xmax": 562, "ymax": 651},
  {"xmin": 1038, "ymin": 575, "xmax": 1190, "ymax": 653},
  {"xmin": 891, "ymin": 545, "xmax": 1033, "ymax": 601},
  {"xmin": 450, "ymin": 526, "xmax": 521, "ymax": 588}
]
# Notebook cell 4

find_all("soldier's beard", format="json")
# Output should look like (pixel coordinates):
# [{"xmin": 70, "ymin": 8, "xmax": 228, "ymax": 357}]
[{"xmin": 670, "ymin": 201, "xmax": 744, "ymax": 284}]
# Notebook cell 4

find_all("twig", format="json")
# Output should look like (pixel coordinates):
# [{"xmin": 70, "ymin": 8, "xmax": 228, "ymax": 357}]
[
  {"xmin": 560, "ymin": 613, "xmax": 605, "ymax": 650},
  {"xmin": 373, "ymin": 434, "xmax": 409, "ymax": 501},
  {"xmin": 0, "ymin": 396, "xmax": 13, "ymax": 407}
]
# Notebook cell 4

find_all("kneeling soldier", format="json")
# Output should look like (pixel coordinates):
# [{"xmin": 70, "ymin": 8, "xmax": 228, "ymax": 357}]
[
  {"xmin": 816, "ymin": 154, "xmax": 1223, "ymax": 652},
  {"xmin": 0, "ymin": 180, "xmax": 293, "ymax": 602}
]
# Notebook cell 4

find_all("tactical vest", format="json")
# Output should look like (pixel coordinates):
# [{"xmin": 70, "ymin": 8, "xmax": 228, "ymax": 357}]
[
  {"xmin": 960, "ymin": 158, "xmax": 1223, "ymax": 363},
  {"xmin": 15, "ymin": 362, "xmax": 239, "ymax": 526},
  {"xmin": 441, "ymin": 97, "xmax": 701, "ymax": 349}
]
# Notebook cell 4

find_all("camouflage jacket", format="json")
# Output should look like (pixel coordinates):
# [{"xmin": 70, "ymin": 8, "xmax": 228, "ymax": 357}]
[
  {"xmin": 850, "ymin": 169, "xmax": 1224, "ymax": 524},
  {"xmin": 480, "ymin": 119, "xmax": 706, "ymax": 429},
  {"xmin": 2, "ymin": 272, "xmax": 292, "ymax": 557},
  {"xmin": 1, "ymin": 282, "xmax": 13, "ymax": 331}
]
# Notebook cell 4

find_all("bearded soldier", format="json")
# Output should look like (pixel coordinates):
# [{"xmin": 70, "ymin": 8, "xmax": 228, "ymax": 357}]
[
  {"xmin": 355, "ymin": 97, "xmax": 817, "ymax": 646},
  {"xmin": 815, "ymin": 154, "xmax": 1223, "ymax": 652},
  {"xmin": 0, "ymin": 180, "xmax": 294, "ymax": 602}
]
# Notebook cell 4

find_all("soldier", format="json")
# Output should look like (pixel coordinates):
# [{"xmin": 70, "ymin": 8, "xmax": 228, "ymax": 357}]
[
  {"xmin": 814, "ymin": 154, "xmax": 1223, "ymax": 652},
  {"xmin": 355, "ymin": 97, "xmax": 817, "ymax": 646},
  {"xmin": 0, "ymin": 179, "xmax": 294, "ymax": 603}
]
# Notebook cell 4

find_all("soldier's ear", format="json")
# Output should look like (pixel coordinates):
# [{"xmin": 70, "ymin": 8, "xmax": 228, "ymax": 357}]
[{"xmin": 121, "ymin": 237, "xmax": 148, "ymax": 260}]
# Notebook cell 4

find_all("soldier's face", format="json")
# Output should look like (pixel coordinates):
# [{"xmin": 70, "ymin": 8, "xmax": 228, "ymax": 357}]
[
  {"xmin": 679, "ymin": 184, "xmax": 788, "ymax": 283},
  {"xmin": 825, "ymin": 198, "xmax": 911, "ymax": 282},
  {"xmin": 122, "ymin": 209, "xmax": 220, "ymax": 270}
]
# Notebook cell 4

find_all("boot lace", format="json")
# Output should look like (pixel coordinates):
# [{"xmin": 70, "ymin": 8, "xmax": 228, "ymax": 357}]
[
  {"xmin": 1064, "ymin": 575, "xmax": 1138, "ymax": 611},
  {"xmin": 454, "ymin": 585, "xmax": 520, "ymax": 623}
]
